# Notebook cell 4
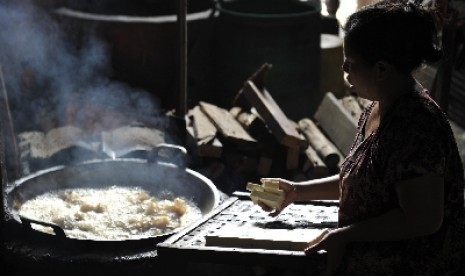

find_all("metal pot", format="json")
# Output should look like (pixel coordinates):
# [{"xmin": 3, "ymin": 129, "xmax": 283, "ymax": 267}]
[{"xmin": 5, "ymin": 144, "xmax": 220, "ymax": 247}]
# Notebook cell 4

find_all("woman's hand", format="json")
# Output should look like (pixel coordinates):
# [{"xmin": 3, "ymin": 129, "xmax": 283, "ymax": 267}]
[
  {"xmin": 257, "ymin": 178, "xmax": 298, "ymax": 217},
  {"xmin": 304, "ymin": 228, "xmax": 348, "ymax": 276}
]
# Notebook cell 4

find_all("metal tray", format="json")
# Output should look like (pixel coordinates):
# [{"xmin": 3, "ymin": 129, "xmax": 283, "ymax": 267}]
[{"xmin": 157, "ymin": 195, "xmax": 338, "ymax": 266}]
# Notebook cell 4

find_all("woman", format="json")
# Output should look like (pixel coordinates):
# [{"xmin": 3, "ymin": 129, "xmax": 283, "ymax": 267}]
[{"xmin": 260, "ymin": 1, "xmax": 465, "ymax": 275}]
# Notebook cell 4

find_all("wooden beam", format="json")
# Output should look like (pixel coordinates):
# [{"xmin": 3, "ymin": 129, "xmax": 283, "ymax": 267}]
[
  {"xmin": 242, "ymin": 80, "xmax": 308, "ymax": 149},
  {"xmin": 186, "ymin": 125, "xmax": 222, "ymax": 158},
  {"xmin": 298, "ymin": 118, "xmax": 343, "ymax": 169},
  {"xmin": 199, "ymin": 101, "xmax": 257, "ymax": 148},
  {"xmin": 188, "ymin": 105, "xmax": 216, "ymax": 145},
  {"xmin": 183, "ymin": 110, "xmax": 222, "ymax": 158},
  {"xmin": 231, "ymin": 107, "xmax": 271, "ymax": 141},
  {"xmin": 301, "ymin": 144, "xmax": 328, "ymax": 173},
  {"xmin": 314, "ymin": 92, "xmax": 357, "ymax": 156}
]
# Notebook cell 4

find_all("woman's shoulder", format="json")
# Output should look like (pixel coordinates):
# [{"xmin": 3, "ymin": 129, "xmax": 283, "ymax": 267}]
[
  {"xmin": 379, "ymin": 88, "xmax": 454, "ymax": 156},
  {"xmin": 390, "ymin": 88, "xmax": 449, "ymax": 129}
]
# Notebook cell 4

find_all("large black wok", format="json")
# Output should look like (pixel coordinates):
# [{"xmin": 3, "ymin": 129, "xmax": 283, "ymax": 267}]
[{"xmin": 5, "ymin": 144, "xmax": 220, "ymax": 247}]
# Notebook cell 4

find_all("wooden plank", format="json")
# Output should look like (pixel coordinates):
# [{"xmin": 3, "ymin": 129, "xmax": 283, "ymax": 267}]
[
  {"xmin": 301, "ymin": 144, "xmax": 328, "ymax": 174},
  {"xmin": 262, "ymin": 88, "xmax": 308, "ymax": 149},
  {"xmin": 186, "ymin": 107, "xmax": 223, "ymax": 158},
  {"xmin": 248, "ymin": 63, "xmax": 273, "ymax": 91},
  {"xmin": 232, "ymin": 108, "xmax": 271, "ymax": 141},
  {"xmin": 298, "ymin": 118, "xmax": 343, "ymax": 169},
  {"xmin": 205, "ymin": 227, "xmax": 329, "ymax": 252},
  {"xmin": 314, "ymin": 92, "xmax": 357, "ymax": 156},
  {"xmin": 199, "ymin": 101, "xmax": 257, "ymax": 147},
  {"xmin": 229, "ymin": 106, "xmax": 243, "ymax": 118},
  {"xmin": 302, "ymin": 144, "xmax": 330, "ymax": 179},
  {"xmin": 232, "ymin": 63, "xmax": 273, "ymax": 108},
  {"xmin": 186, "ymin": 126, "xmax": 222, "ymax": 158},
  {"xmin": 242, "ymin": 80, "xmax": 308, "ymax": 149},
  {"xmin": 188, "ymin": 105, "xmax": 216, "ymax": 145}
]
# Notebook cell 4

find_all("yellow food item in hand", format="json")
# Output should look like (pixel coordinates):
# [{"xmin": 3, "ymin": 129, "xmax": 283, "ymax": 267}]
[{"xmin": 246, "ymin": 181, "xmax": 284, "ymax": 210}]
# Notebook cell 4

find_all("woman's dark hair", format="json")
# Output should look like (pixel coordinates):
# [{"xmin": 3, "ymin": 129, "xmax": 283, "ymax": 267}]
[{"xmin": 343, "ymin": 0, "xmax": 443, "ymax": 73}]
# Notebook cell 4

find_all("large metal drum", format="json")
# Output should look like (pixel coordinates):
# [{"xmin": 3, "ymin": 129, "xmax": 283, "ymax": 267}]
[{"xmin": 212, "ymin": 0, "xmax": 322, "ymax": 120}]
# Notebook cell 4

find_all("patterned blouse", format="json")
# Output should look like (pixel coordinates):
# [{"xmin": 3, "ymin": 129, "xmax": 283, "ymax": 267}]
[{"xmin": 336, "ymin": 87, "xmax": 465, "ymax": 275}]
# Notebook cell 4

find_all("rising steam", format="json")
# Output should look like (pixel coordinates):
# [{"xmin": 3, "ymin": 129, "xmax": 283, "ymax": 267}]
[
  {"xmin": 0, "ymin": 1, "xmax": 173, "ymax": 178},
  {"xmin": 0, "ymin": 0, "xmax": 163, "ymax": 134}
]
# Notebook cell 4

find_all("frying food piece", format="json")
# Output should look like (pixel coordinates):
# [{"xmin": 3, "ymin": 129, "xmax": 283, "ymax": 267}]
[
  {"xmin": 80, "ymin": 203, "xmax": 106, "ymax": 213},
  {"xmin": 168, "ymin": 198, "xmax": 187, "ymax": 216}
]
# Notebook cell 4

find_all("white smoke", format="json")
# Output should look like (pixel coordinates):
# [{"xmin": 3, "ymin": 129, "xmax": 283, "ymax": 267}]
[
  {"xmin": 0, "ymin": 0, "xmax": 163, "ymax": 133},
  {"xmin": 0, "ymin": 1, "xmax": 176, "ymax": 177}
]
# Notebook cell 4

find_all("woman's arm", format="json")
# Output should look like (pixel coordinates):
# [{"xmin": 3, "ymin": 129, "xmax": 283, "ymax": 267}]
[
  {"xmin": 259, "ymin": 174, "xmax": 340, "ymax": 216},
  {"xmin": 292, "ymin": 174, "xmax": 340, "ymax": 201}
]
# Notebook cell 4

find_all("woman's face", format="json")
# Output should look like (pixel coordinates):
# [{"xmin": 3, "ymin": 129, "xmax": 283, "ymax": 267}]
[{"xmin": 342, "ymin": 44, "xmax": 379, "ymax": 100}]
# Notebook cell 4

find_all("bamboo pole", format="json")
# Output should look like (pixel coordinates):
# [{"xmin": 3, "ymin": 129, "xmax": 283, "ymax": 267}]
[{"xmin": 178, "ymin": 0, "xmax": 187, "ymax": 118}]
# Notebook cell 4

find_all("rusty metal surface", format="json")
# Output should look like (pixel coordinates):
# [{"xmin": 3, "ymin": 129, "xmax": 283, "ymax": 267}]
[{"xmin": 157, "ymin": 196, "xmax": 338, "ymax": 266}]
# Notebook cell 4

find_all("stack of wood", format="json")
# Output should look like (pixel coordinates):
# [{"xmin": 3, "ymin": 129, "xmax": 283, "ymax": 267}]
[{"xmin": 186, "ymin": 64, "xmax": 370, "ymax": 184}]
